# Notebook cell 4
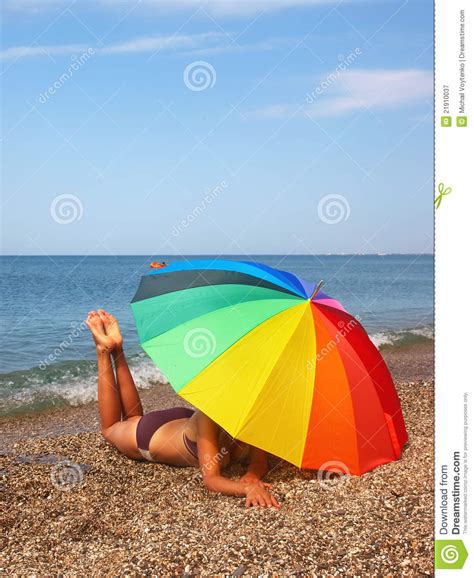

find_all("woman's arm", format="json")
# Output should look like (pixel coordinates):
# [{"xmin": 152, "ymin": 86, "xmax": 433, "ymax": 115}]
[
  {"xmin": 196, "ymin": 412, "xmax": 279, "ymax": 508},
  {"xmin": 240, "ymin": 446, "xmax": 269, "ymax": 485}
]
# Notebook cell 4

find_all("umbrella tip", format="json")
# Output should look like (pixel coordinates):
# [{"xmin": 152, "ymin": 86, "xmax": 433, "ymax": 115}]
[{"xmin": 309, "ymin": 280, "xmax": 325, "ymax": 300}]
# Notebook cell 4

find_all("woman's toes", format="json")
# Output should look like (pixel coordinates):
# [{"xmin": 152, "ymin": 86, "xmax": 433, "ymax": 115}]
[
  {"xmin": 97, "ymin": 309, "xmax": 108, "ymax": 323},
  {"xmin": 98, "ymin": 309, "xmax": 109, "ymax": 326},
  {"xmin": 86, "ymin": 311, "xmax": 107, "ymax": 334},
  {"xmin": 88, "ymin": 311, "xmax": 98, "ymax": 323},
  {"xmin": 85, "ymin": 311, "xmax": 115, "ymax": 352},
  {"xmin": 100, "ymin": 312, "xmax": 123, "ymax": 347}
]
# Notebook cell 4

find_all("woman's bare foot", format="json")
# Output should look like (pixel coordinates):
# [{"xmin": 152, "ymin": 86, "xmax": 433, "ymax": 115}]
[
  {"xmin": 98, "ymin": 309, "xmax": 123, "ymax": 350},
  {"xmin": 86, "ymin": 311, "xmax": 115, "ymax": 354}
]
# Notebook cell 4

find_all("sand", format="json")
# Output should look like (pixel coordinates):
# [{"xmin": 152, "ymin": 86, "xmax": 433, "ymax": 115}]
[{"xmin": 1, "ymin": 344, "xmax": 434, "ymax": 576}]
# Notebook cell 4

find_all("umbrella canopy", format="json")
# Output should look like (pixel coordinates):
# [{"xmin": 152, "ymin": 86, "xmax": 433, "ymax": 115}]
[{"xmin": 131, "ymin": 259, "xmax": 407, "ymax": 475}]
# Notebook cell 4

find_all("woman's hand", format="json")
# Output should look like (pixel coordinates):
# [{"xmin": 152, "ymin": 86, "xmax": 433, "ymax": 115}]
[
  {"xmin": 244, "ymin": 483, "xmax": 280, "ymax": 508},
  {"xmin": 196, "ymin": 412, "xmax": 279, "ymax": 507}
]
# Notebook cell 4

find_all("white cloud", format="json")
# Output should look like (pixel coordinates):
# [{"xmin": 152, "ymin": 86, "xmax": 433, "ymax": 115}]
[
  {"xmin": 0, "ymin": 43, "xmax": 88, "ymax": 60},
  {"xmin": 253, "ymin": 69, "xmax": 433, "ymax": 118},
  {"xmin": 101, "ymin": 31, "xmax": 223, "ymax": 55},
  {"xmin": 3, "ymin": 0, "xmax": 340, "ymax": 18},
  {"xmin": 178, "ymin": 36, "xmax": 290, "ymax": 57},
  {"xmin": 310, "ymin": 68, "xmax": 433, "ymax": 115},
  {"xmin": 0, "ymin": 31, "xmax": 284, "ymax": 60},
  {"xmin": 145, "ymin": 0, "xmax": 339, "ymax": 17}
]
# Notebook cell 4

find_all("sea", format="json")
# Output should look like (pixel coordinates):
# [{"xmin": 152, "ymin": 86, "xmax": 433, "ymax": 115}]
[{"xmin": 0, "ymin": 255, "xmax": 433, "ymax": 416}]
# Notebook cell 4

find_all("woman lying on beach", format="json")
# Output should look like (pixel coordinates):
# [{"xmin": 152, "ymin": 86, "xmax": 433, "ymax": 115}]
[{"xmin": 86, "ymin": 310, "xmax": 280, "ymax": 509}]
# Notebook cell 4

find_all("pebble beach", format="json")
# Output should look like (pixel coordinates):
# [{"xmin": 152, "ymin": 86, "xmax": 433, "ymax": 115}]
[{"xmin": 1, "ymin": 344, "xmax": 434, "ymax": 576}]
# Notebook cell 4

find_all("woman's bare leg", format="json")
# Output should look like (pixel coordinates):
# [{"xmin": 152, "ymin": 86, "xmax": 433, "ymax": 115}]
[
  {"xmin": 113, "ymin": 347, "xmax": 144, "ymax": 418},
  {"xmin": 98, "ymin": 309, "xmax": 143, "ymax": 419},
  {"xmin": 85, "ymin": 311, "xmax": 122, "ymax": 431},
  {"xmin": 96, "ymin": 350, "xmax": 123, "ymax": 431},
  {"xmin": 86, "ymin": 311, "xmax": 142, "ymax": 459}
]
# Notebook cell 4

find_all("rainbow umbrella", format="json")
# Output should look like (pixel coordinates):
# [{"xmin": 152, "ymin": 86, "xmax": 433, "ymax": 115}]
[{"xmin": 131, "ymin": 259, "xmax": 407, "ymax": 475}]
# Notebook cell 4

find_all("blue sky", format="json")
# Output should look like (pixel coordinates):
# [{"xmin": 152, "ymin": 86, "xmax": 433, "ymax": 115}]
[{"xmin": 1, "ymin": 0, "xmax": 433, "ymax": 255}]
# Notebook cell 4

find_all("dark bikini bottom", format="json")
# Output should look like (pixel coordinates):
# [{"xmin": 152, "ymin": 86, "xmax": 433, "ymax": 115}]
[{"xmin": 136, "ymin": 407, "xmax": 197, "ymax": 461}]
